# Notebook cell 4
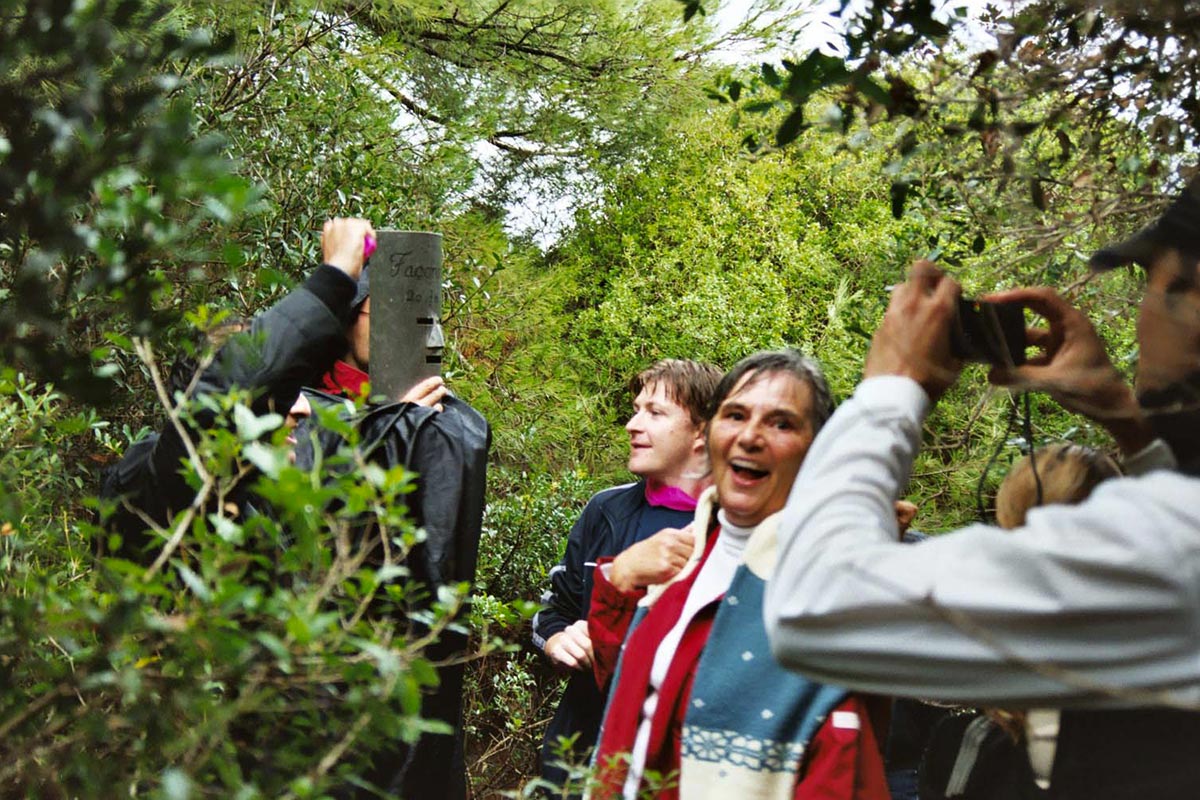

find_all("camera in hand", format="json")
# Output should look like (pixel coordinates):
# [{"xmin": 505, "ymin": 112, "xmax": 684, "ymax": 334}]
[{"xmin": 951, "ymin": 298, "xmax": 1026, "ymax": 366}]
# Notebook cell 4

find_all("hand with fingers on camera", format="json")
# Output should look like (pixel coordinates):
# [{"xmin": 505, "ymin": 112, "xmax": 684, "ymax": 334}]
[
  {"xmin": 984, "ymin": 286, "xmax": 1153, "ymax": 455},
  {"xmin": 865, "ymin": 260, "xmax": 964, "ymax": 401}
]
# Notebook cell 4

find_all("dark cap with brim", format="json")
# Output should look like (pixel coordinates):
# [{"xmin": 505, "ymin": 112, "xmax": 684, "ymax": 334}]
[
  {"xmin": 1090, "ymin": 175, "xmax": 1200, "ymax": 272},
  {"xmin": 352, "ymin": 265, "xmax": 370, "ymax": 309}
]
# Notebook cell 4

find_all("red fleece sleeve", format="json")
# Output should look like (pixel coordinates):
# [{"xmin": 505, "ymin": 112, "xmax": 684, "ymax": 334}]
[
  {"xmin": 795, "ymin": 695, "xmax": 891, "ymax": 800},
  {"xmin": 588, "ymin": 557, "xmax": 645, "ymax": 689}
]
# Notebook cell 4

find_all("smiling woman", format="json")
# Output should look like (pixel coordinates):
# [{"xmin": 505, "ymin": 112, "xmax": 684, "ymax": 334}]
[
  {"xmin": 585, "ymin": 350, "xmax": 888, "ymax": 800},
  {"xmin": 707, "ymin": 353, "xmax": 832, "ymax": 528}
]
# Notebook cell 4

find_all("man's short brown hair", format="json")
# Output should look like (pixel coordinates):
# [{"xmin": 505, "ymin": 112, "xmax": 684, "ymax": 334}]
[
  {"xmin": 629, "ymin": 359, "xmax": 723, "ymax": 426},
  {"xmin": 995, "ymin": 443, "xmax": 1121, "ymax": 529}
]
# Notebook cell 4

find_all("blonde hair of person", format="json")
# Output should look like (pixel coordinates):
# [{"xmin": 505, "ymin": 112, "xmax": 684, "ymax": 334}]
[{"xmin": 995, "ymin": 442, "xmax": 1122, "ymax": 530}]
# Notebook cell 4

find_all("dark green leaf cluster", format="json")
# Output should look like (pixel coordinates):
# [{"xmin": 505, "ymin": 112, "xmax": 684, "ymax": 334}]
[
  {"xmin": 0, "ymin": 0, "xmax": 254, "ymax": 401},
  {"xmin": 705, "ymin": 1, "xmax": 1196, "ymax": 232},
  {"xmin": 0, "ymin": 379, "xmax": 476, "ymax": 797}
]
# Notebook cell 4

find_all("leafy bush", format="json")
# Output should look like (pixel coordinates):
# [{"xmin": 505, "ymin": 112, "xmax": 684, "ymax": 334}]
[
  {"xmin": 0, "ymin": 369, "xmax": 501, "ymax": 798},
  {"xmin": 0, "ymin": 0, "xmax": 255, "ymax": 400},
  {"xmin": 464, "ymin": 467, "xmax": 606, "ymax": 797}
]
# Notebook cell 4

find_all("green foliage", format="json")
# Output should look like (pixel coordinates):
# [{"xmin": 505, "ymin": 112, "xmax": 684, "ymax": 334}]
[
  {"xmin": 464, "ymin": 467, "xmax": 604, "ymax": 796},
  {"xmin": 706, "ymin": 1, "xmax": 1196, "ymax": 256},
  {"xmin": 536, "ymin": 105, "xmax": 924, "ymax": 461},
  {"xmin": 165, "ymin": 0, "xmax": 724, "ymax": 318},
  {"xmin": 473, "ymin": 89, "xmax": 1145, "ymax": 531},
  {"xmin": 0, "ymin": 374, "xmax": 101, "ymax": 530},
  {"xmin": 0, "ymin": 372, "xmax": 501, "ymax": 797},
  {"xmin": 475, "ymin": 467, "xmax": 604, "ymax": 603},
  {"xmin": 0, "ymin": 1, "xmax": 1180, "ymax": 795},
  {"xmin": 0, "ymin": 0, "xmax": 256, "ymax": 400},
  {"xmin": 437, "ymin": 232, "xmax": 631, "ymax": 475}
]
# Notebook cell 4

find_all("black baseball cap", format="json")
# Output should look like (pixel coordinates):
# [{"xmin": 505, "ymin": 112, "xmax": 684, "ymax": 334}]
[{"xmin": 1089, "ymin": 175, "xmax": 1200, "ymax": 272}]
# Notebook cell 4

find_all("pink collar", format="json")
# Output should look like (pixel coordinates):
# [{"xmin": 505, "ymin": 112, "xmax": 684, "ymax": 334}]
[{"xmin": 644, "ymin": 480, "xmax": 699, "ymax": 512}]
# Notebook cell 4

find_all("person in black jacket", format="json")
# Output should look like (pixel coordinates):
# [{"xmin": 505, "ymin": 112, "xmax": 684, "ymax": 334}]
[
  {"xmin": 532, "ymin": 358, "xmax": 721, "ymax": 795},
  {"xmin": 100, "ymin": 218, "xmax": 481, "ymax": 799},
  {"xmin": 100, "ymin": 217, "xmax": 447, "ymax": 547}
]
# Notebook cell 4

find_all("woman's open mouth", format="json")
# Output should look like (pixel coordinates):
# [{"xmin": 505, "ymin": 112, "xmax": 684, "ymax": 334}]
[{"xmin": 731, "ymin": 461, "xmax": 769, "ymax": 482}]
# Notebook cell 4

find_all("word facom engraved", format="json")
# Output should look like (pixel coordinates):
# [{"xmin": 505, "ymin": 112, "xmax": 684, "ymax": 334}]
[{"xmin": 388, "ymin": 252, "xmax": 439, "ymax": 280}]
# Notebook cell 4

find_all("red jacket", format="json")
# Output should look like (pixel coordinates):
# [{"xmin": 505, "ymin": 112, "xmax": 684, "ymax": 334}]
[{"xmin": 588, "ymin": 529, "xmax": 889, "ymax": 800}]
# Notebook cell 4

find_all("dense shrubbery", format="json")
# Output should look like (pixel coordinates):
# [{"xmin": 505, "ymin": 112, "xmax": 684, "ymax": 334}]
[
  {"xmin": 516, "ymin": 98, "xmax": 1144, "ymax": 531},
  {"xmin": 0, "ymin": 0, "xmax": 256, "ymax": 401},
  {"xmin": 0, "ymin": 371, "xmax": 507, "ymax": 797},
  {"xmin": 465, "ymin": 467, "xmax": 606, "ymax": 796}
]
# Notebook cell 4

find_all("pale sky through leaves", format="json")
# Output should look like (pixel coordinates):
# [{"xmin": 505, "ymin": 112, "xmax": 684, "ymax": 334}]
[{"xmin": 503, "ymin": 0, "xmax": 1001, "ymax": 247}]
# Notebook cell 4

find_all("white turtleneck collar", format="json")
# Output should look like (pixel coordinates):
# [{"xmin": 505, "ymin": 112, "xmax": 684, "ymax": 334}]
[{"xmin": 715, "ymin": 508, "xmax": 755, "ymax": 559}]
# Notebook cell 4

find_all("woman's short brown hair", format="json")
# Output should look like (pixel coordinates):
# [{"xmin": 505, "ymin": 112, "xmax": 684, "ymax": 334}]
[{"xmin": 995, "ymin": 443, "xmax": 1121, "ymax": 529}]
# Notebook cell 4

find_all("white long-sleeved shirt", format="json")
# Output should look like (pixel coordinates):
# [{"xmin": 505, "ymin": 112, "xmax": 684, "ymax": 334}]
[{"xmin": 764, "ymin": 375, "xmax": 1200, "ymax": 709}]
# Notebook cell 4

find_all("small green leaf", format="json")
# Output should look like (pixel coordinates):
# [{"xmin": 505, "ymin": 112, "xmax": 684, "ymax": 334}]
[
  {"xmin": 104, "ymin": 332, "xmax": 134, "ymax": 350},
  {"xmin": 257, "ymin": 267, "xmax": 289, "ymax": 289},
  {"xmin": 286, "ymin": 614, "xmax": 311, "ymax": 645},
  {"xmin": 361, "ymin": 462, "xmax": 388, "ymax": 488},
  {"xmin": 243, "ymin": 441, "xmax": 286, "ymax": 479},
  {"xmin": 233, "ymin": 404, "xmax": 282, "ymax": 441},
  {"xmin": 255, "ymin": 632, "xmax": 292, "ymax": 672},
  {"xmin": 222, "ymin": 243, "xmax": 246, "ymax": 269},
  {"xmin": 208, "ymin": 513, "xmax": 243, "ymax": 544},
  {"xmin": 410, "ymin": 657, "xmax": 440, "ymax": 688},
  {"xmin": 203, "ymin": 196, "xmax": 233, "ymax": 224},
  {"xmin": 376, "ymin": 564, "xmax": 409, "ymax": 584},
  {"xmin": 357, "ymin": 639, "xmax": 401, "ymax": 676},
  {"xmin": 175, "ymin": 563, "xmax": 211, "ymax": 602}
]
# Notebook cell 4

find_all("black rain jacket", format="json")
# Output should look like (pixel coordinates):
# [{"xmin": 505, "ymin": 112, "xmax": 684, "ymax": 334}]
[{"xmin": 100, "ymin": 265, "xmax": 490, "ymax": 800}]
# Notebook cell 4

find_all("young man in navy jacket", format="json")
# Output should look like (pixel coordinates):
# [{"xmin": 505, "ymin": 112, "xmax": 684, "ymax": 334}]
[{"xmin": 532, "ymin": 358, "xmax": 721, "ymax": 794}]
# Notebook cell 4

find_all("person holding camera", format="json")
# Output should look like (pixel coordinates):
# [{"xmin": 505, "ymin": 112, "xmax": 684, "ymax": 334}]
[
  {"xmin": 763, "ymin": 177, "xmax": 1200, "ymax": 800},
  {"xmin": 101, "ymin": 218, "xmax": 447, "ymax": 550}
]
